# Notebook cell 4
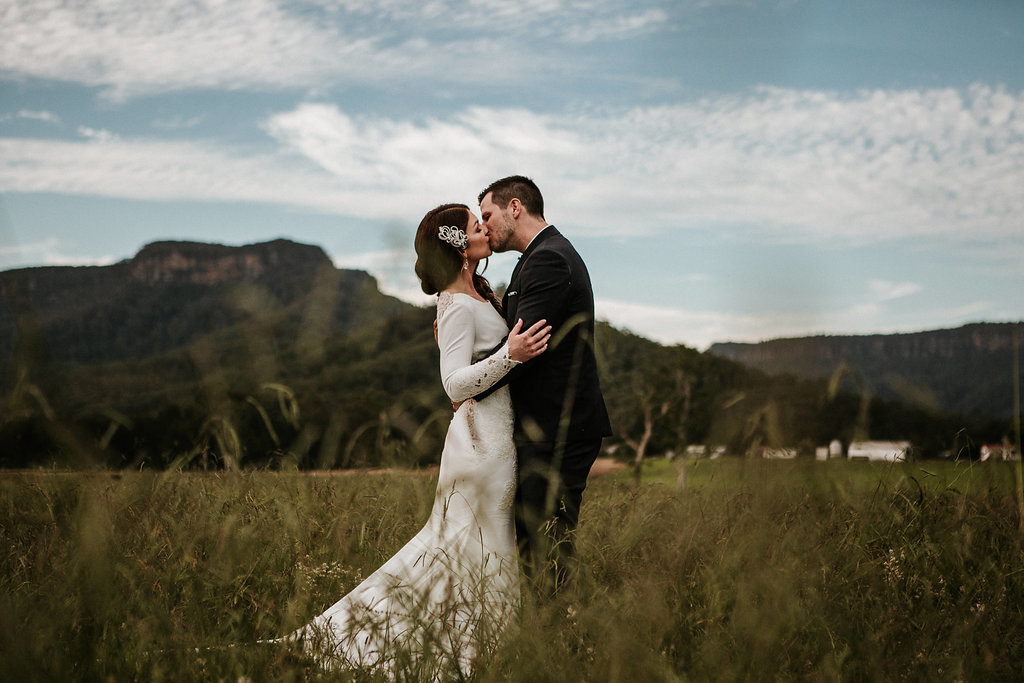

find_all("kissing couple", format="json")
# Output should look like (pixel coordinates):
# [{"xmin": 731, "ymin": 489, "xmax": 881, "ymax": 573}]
[{"xmin": 287, "ymin": 175, "xmax": 612, "ymax": 678}]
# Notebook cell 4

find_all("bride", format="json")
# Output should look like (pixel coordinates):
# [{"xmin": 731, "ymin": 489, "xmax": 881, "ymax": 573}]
[{"xmin": 286, "ymin": 203, "xmax": 550, "ymax": 678}]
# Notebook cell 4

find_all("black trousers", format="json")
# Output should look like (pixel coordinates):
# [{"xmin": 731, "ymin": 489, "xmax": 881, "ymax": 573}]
[{"xmin": 514, "ymin": 437, "xmax": 602, "ymax": 593}]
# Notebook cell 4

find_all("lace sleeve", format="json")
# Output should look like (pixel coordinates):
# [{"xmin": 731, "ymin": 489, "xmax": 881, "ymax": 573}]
[{"xmin": 437, "ymin": 295, "xmax": 519, "ymax": 403}]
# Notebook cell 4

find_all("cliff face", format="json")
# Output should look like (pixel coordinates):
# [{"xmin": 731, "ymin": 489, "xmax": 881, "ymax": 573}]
[
  {"xmin": 709, "ymin": 323, "xmax": 1023, "ymax": 419},
  {"xmin": 0, "ymin": 239, "xmax": 409, "ymax": 364},
  {"xmin": 130, "ymin": 246, "xmax": 270, "ymax": 286},
  {"xmin": 127, "ymin": 239, "xmax": 332, "ymax": 286},
  {"xmin": 0, "ymin": 239, "xmax": 335, "ymax": 301},
  {"xmin": 714, "ymin": 326, "xmax": 1016, "ymax": 364}
]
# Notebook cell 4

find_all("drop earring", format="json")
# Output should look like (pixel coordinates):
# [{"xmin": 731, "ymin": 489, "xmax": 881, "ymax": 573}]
[{"xmin": 463, "ymin": 257, "xmax": 469, "ymax": 271}]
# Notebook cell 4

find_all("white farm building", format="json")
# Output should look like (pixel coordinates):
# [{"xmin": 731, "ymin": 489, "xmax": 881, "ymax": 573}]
[{"xmin": 847, "ymin": 441, "xmax": 911, "ymax": 462}]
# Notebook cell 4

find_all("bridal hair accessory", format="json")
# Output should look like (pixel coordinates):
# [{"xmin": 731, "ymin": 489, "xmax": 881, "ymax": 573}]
[{"xmin": 438, "ymin": 225, "xmax": 468, "ymax": 250}]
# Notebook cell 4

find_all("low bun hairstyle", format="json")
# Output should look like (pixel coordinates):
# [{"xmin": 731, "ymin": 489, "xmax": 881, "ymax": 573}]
[
  {"xmin": 414, "ymin": 203, "xmax": 470, "ymax": 295},
  {"xmin": 414, "ymin": 203, "xmax": 503, "ymax": 314}
]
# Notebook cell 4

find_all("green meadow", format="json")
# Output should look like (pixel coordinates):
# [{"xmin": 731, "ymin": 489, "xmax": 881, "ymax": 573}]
[{"xmin": 2, "ymin": 458, "xmax": 1022, "ymax": 681}]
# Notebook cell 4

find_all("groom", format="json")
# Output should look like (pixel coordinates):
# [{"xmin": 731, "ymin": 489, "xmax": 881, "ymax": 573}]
[{"xmin": 476, "ymin": 175, "xmax": 612, "ymax": 592}]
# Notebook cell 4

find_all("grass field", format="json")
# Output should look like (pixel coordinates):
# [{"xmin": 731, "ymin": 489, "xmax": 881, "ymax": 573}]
[{"xmin": 2, "ymin": 458, "xmax": 1022, "ymax": 681}]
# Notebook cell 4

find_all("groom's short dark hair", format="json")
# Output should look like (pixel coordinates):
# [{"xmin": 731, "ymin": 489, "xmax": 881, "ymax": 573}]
[{"xmin": 478, "ymin": 175, "xmax": 545, "ymax": 219}]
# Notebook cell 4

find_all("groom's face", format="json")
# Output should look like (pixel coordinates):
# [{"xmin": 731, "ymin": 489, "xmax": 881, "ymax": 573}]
[{"xmin": 480, "ymin": 192, "xmax": 516, "ymax": 253}]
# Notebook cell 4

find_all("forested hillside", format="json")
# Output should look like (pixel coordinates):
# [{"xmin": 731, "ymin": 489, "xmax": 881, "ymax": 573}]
[
  {"xmin": 0, "ymin": 240, "xmax": 1010, "ymax": 469},
  {"xmin": 0, "ymin": 239, "xmax": 407, "ymax": 364},
  {"xmin": 710, "ymin": 324, "xmax": 1023, "ymax": 420}
]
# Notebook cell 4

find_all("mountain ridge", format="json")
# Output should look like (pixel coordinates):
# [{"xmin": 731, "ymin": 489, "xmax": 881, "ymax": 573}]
[
  {"xmin": 0, "ymin": 238, "xmax": 409, "ymax": 365},
  {"xmin": 709, "ymin": 322, "xmax": 1023, "ymax": 419},
  {"xmin": 0, "ymin": 238, "xmax": 1013, "ymax": 468}
]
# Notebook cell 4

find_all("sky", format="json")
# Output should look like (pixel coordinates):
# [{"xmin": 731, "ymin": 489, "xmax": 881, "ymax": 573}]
[{"xmin": 1, "ymin": 0, "xmax": 1022, "ymax": 350}]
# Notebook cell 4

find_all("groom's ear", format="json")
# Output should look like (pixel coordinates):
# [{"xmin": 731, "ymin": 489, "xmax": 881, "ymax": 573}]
[{"xmin": 509, "ymin": 197, "xmax": 522, "ymax": 219}]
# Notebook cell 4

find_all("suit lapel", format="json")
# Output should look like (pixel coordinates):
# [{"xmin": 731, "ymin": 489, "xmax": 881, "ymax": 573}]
[
  {"xmin": 509, "ymin": 226, "xmax": 559, "ymax": 286},
  {"xmin": 504, "ymin": 226, "xmax": 559, "ymax": 324}
]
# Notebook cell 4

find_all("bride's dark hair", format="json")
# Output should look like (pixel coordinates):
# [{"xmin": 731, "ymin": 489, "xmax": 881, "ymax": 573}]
[{"xmin": 414, "ymin": 203, "xmax": 502, "ymax": 314}]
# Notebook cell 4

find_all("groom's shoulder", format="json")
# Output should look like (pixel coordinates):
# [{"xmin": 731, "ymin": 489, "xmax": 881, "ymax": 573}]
[
  {"xmin": 536, "ymin": 226, "xmax": 574, "ymax": 252},
  {"xmin": 538, "ymin": 229, "xmax": 584, "ymax": 263},
  {"xmin": 531, "ymin": 236, "xmax": 574, "ymax": 265}
]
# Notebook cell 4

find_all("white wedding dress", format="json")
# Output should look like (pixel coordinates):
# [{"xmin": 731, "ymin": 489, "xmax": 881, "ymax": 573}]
[{"xmin": 290, "ymin": 291, "xmax": 520, "ymax": 678}]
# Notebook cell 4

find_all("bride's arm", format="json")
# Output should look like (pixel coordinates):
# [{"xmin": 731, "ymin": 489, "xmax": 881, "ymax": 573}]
[
  {"xmin": 437, "ymin": 302, "xmax": 520, "ymax": 403},
  {"xmin": 437, "ymin": 301, "xmax": 549, "ymax": 403}
]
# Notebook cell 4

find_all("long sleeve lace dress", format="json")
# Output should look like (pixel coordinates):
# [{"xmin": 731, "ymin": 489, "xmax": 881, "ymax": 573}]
[{"xmin": 290, "ymin": 291, "xmax": 520, "ymax": 678}]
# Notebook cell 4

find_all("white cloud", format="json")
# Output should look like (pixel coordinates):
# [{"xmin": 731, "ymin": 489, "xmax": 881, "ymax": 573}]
[
  {"xmin": 6, "ymin": 85, "xmax": 1021, "ymax": 246},
  {"xmin": 0, "ymin": 237, "xmax": 115, "ymax": 267},
  {"xmin": 594, "ymin": 297, "xmax": 891, "ymax": 350},
  {"xmin": 20, "ymin": 110, "xmax": 60, "ymax": 123},
  {"xmin": 0, "ymin": 238, "xmax": 60, "ymax": 257},
  {"xmin": 261, "ymin": 104, "xmax": 569, "ymax": 209},
  {"xmin": 943, "ymin": 301, "xmax": 995, "ymax": 320},
  {"xmin": 0, "ymin": 0, "xmax": 388, "ymax": 99},
  {"xmin": 594, "ymin": 296, "xmax": 991, "ymax": 350},
  {"xmin": 868, "ymin": 279, "xmax": 922, "ymax": 301},
  {"xmin": 77, "ymin": 125, "xmax": 118, "ymax": 141},
  {"xmin": 312, "ymin": 0, "xmax": 674, "ymax": 42},
  {"xmin": 0, "ymin": 110, "xmax": 61, "ymax": 124},
  {"xmin": 0, "ymin": 0, "xmax": 672, "ymax": 99},
  {"xmin": 0, "ymin": 136, "xmax": 348, "ymax": 210},
  {"xmin": 151, "ymin": 115, "xmax": 204, "ymax": 130},
  {"xmin": 262, "ymin": 87, "xmax": 1024, "ymax": 244},
  {"xmin": 563, "ymin": 8, "xmax": 670, "ymax": 43}
]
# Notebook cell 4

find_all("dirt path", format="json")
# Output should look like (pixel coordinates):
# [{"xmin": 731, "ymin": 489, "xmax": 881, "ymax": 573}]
[
  {"xmin": 317, "ymin": 457, "xmax": 625, "ymax": 479},
  {"xmin": 588, "ymin": 457, "xmax": 626, "ymax": 478}
]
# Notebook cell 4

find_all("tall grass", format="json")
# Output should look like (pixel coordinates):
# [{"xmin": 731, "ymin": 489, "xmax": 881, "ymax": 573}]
[{"xmin": 2, "ymin": 460, "xmax": 1021, "ymax": 680}]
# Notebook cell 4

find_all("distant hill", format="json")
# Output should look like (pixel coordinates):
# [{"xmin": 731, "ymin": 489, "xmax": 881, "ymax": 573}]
[
  {"xmin": 0, "ymin": 239, "xmax": 1011, "ymax": 468},
  {"xmin": 709, "ymin": 323, "xmax": 1023, "ymax": 420},
  {"xmin": 0, "ymin": 239, "xmax": 409, "ymax": 364},
  {"xmin": 0, "ymin": 239, "xmax": 439, "ymax": 468}
]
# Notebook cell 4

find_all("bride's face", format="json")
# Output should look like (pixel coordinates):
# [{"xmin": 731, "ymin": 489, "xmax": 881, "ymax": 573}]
[{"xmin": 463, "ymin": 211, "xmax": 492, "ymax": 262}]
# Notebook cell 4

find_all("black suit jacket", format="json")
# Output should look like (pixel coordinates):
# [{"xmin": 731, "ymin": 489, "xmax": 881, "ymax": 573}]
[{"xmin": 481, "ymin": 226, "xmax": 612, "ymax": 445}]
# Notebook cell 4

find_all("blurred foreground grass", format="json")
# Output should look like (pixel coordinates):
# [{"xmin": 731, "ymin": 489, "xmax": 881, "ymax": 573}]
[{"xmin": 2, "ymin": 459, "xmax": 1022, "ymax": 681}]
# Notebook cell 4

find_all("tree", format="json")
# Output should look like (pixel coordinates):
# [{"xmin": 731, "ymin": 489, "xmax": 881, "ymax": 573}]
[{"xmin": 616, "ymin": 348, "xmax": 694, "ymax": 485}]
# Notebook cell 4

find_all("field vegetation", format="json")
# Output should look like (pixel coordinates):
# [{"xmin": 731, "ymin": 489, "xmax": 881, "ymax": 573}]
[
  {"xmin": 2, "ymin": 458, "xmax": 1022, "ymax": 681},
  {"xmin": 3, "ymin": 214, "xmax": 1021, "ymax": 681}
]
